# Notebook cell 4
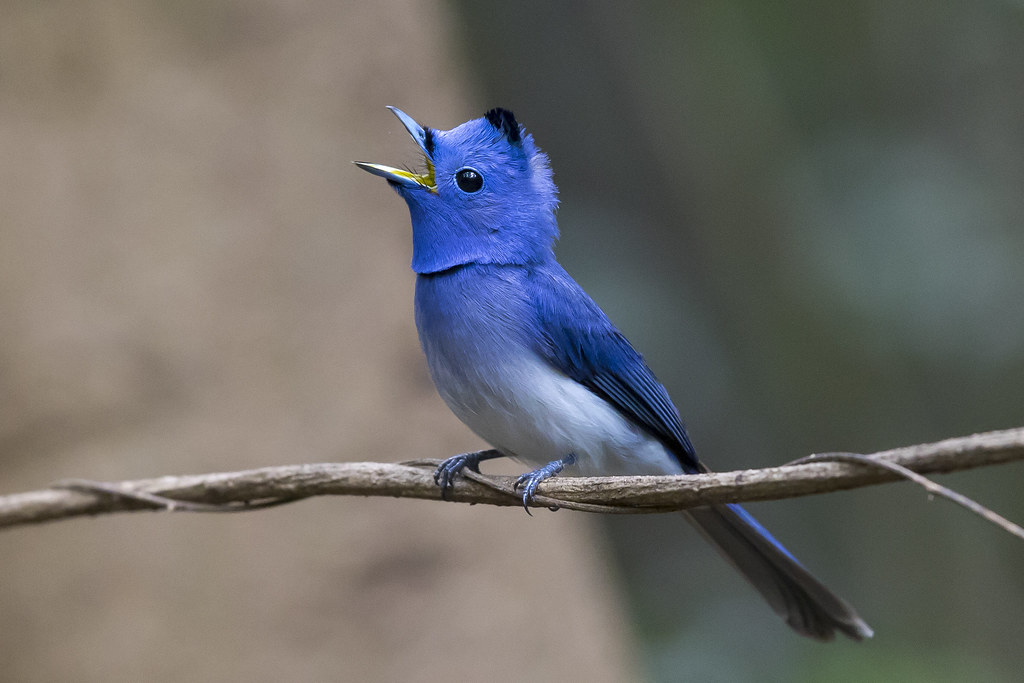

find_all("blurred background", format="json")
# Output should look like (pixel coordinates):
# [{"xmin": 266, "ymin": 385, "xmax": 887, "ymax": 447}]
[{"xmin": 2, "ymin": 1, "xmax": 1023, "ymax": 681}]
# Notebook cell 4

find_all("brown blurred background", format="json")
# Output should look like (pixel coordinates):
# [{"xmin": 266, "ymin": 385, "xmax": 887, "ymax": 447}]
[
  {"xmin": 0, "ymin": 2, "xmax": 633, "ymax": 681},
  {"xmin": 2, "ymin": 2, "xmax": 1024, "ymax": 681}
]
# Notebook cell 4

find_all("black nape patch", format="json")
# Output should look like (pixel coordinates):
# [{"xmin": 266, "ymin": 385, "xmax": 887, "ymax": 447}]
[
  {"xmin": 484, "ymin": 108, "xmax": 521, "ymax": 143},
  {"xmin": 423, "ymin": 128, "xmax": 435, "ymax": 156}
]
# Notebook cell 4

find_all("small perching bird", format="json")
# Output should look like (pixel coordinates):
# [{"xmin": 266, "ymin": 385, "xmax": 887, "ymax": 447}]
[{"xmin": 355, "ymin": 107, "xmax": 872, "ymax": 641}]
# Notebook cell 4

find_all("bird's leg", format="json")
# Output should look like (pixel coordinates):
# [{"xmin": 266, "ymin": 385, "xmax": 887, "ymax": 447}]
[
  {"xmin": 513, "ymin": 453, "xmax": 577, "ymax": 513},
  {"xmin": 433, "ymin": 449, "xmax": 504, "ymax": 499}
]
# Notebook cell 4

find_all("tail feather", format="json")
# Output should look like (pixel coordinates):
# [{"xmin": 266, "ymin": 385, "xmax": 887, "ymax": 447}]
[{"xmin": 686, "ymin": 504, "xmax": 873, "ymax": 641}]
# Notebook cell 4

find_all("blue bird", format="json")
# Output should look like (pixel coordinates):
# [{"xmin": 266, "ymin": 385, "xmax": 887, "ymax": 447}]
[{"xmin": 355, "ymin": 107, "xmax": 872, "ymax": 641}]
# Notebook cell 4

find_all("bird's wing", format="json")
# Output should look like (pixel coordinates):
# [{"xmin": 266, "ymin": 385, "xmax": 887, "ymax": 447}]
[{"xmin": 530, "ymin": 265, "xmax": 701, "ymax": 473}]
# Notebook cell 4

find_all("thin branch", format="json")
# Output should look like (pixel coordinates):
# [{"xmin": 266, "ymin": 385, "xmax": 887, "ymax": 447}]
[
  {"xmin": 0, "ymin": 427, "xmax": 1022, "ymax": 532},
  {"xmin": 787, "ymin": 452, "xmax": 1024, "ymax": 541}
]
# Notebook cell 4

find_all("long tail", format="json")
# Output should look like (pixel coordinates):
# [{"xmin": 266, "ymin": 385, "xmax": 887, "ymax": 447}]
[{"xmin": 686, "ymin": 503, "xmax": 873, "ymax": 641}]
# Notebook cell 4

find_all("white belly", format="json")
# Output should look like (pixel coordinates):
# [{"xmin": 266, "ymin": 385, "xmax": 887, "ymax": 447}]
[
  {"xmin": 414, "ymin": 266, "xmax": 682, "ymax": 477},
  {"xmin": 430, "ymin": 349, "xmax": 681, "ymax": 477}
]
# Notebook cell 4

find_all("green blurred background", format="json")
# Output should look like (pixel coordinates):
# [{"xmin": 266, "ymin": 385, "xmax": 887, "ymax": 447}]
[
  {"xmin": 2, "ymin": 1, "xmax": 1022, "ymax": 681},
  {"xmin": 450, "ymin": 2, "xmax": 1024, "ymax": 680}
]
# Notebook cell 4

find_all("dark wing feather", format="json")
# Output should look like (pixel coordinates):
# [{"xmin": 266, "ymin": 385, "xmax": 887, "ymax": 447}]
[
  {"xmin": 528, "ymin": 266, "xmax": 873, "ymax": 641},
  {"xmin": 531, "ymin": 265, "xmax": 700, "ymax": 472}
]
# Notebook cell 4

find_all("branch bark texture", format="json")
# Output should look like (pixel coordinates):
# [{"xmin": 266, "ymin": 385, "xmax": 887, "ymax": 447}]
[{"xmin": 2, "ymin": 427, "xmax": 1022, "ymax": 530}]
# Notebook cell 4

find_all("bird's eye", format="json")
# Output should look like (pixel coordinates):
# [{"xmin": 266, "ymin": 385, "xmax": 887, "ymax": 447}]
[{"xmin": 455, "ymin": 167, "xmax": 484, "ymax": 193}]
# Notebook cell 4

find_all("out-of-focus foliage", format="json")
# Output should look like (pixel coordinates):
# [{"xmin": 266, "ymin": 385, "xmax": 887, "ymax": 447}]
[{"xmin": 450, "ymin": 1, "xmax": 1024, "ymax": 680}]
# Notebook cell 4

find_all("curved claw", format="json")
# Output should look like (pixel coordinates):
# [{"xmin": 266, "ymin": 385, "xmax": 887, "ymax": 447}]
[
  {"xmin": 512, "ymin": 454, "xmax": 576, "ymax": 514},
  {"xmin": 432, "ymin": 450, "xmax": 503, "ymax": 500},
  {"xmin": 434, "ymin": 454, "xmax": 473, "ymax": 499},
  {"xmin": 512, "ymin": 471, "xmax": 544, "ymax": 514}
]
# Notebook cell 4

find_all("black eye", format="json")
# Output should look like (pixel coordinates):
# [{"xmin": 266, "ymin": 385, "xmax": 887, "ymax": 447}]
[{"xmin": 455, "ymin": 167, "xmax": 484, "ymax": 193}]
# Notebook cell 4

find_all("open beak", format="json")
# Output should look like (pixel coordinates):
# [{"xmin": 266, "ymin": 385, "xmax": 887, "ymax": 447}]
[{"xmin": 354, "ymin": 106, "xmax": 436, "ymax": 192}]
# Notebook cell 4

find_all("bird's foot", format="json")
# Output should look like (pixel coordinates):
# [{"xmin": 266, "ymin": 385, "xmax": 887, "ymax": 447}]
[
  {"xmin": 433, "ymin": 450, "xmax": 502, "ymax": 499},
  {"xmin": 512, "ymin": 454, "xmax": 576, "ymax": 514}
]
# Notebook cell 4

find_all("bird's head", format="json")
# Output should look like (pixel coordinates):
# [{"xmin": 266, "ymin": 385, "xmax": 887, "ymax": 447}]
[{"xmin": 356, "ymin": 107, "xmax": 559, "ymax": 274}]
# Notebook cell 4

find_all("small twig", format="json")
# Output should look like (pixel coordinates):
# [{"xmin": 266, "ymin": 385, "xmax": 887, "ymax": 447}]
[
  {"xmin": 789, "ymin": 452, "xmax": 1024, "ymax": 541},
  {"xmin": 52, "ymin": 479, "xmax": 305, "ymax": 513}
]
